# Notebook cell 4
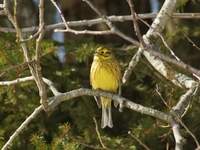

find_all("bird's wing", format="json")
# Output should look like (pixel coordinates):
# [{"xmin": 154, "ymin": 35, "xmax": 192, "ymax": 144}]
[
  {"xmin": 94, "ymin": 96, "xmax": 102, "ymax": 108},
  {"xmin": 114, "ymin": 81, "xmax": 122, "ymax": 108}
]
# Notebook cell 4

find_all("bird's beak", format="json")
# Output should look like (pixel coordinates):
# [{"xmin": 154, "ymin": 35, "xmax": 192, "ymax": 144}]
[{"xmin": 93, "ymin": 52, "xmax": 98, "ymax": 56}]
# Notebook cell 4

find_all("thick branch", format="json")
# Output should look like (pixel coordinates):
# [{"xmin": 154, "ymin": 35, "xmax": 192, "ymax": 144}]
[
  {"xmin": 172, "ymin": 82, "xmax": 198, "ymax": 117},
  {"xmin": 172, "ymin": 123, "xmax": 185, "ymax": 150},
  {"xmin": 47, "ymin": 88, "xmax": 172, "ymax": 123}
]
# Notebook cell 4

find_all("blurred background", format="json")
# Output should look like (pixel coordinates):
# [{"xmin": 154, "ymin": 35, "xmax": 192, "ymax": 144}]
[{"xmin": 0, "ymin": 0, "xmax": 200, "ymax": 149}]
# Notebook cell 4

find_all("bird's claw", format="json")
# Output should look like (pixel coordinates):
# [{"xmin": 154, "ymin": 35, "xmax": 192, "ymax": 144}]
[{"xmin": 119, "ymin": 100, "xmax": 125, "ymax": 112}]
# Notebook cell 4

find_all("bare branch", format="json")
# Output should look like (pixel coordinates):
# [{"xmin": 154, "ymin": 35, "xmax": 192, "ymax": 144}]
[
  {"xmin": 0, "ymin": 76, "xmax": 34, "ymax": 86},
  {"xmin": 1, "ymin": 13, "xmax": 200, "ymax": 34},
  {"xmin": 122, "ymin": 0, "xmax": 146, "ymax": 84},
  {"xmin": 3, "ymin": 0, "xmax": 32, "ymax": 62},
  {"xmin": 122, "ymin": 49, "xmax": 143, "ymax": 84},
  {"xmin": 172, "ymin": 112, "xmax": 199, "ymax": 149},
  {"xmin": 55, "ymin": 29, "xmax": 114, "ymax": 35},
  {"xmin": 172, "ymin": 122, "xmax": 185, "ymax": 150},
  {"xmin": 170, "ymin": 83, "xmax": 199, "ymax": 149},
  {"xmin": 47, "ymin": 88, "xmax": 172, "ymax": 123},
  {"xmin": 126, "ymin": 0, "xmax": 145, "ymax": 47},
  {"xmin": 172, "ymin": 82, "xmax": 198, "ymax": 117},
  {"xmin": 155, "ymin": 84, "xmax": 171, "ymax": 109},
  {"xmin": 43, "ymin": 78, "xmax": 61, "ymax": 96},
  {"xmin": 50, "ymin": 0, "xmax": 69, "ymax": 31},
  {"xmin": 0, "ymin": 76, "xmax": 60, "ymax": 96},
  {"xmin": 13, "ymin": 0, "xmax": 20, "ymax": 42},
  {"xmin": 34, "ymin": 0, "xmax": 48, "ymax": 110},
  {"xmin": 20, "ymin": 27, "xmax": 43, "ymax": 43}
]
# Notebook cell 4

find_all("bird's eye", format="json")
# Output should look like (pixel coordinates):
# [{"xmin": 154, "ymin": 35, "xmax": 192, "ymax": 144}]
[{"xmin": 105, "ymin": 51, "xmax": 111, "ymax": 55}]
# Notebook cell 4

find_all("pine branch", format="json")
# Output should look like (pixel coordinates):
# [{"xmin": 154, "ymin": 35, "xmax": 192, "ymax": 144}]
[
  {"xmin": 1, "ymin": 105, "xmax": 43, "ymax": 150},
  {"xmin": 0, "ymin": 60, "xmax": 35, "ymax": 77}
]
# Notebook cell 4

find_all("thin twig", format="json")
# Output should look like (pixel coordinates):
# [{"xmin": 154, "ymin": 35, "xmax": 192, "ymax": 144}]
[
  {"xmin": 43, "ymin": 78, "xmax": 61, "ymax": 96},
  {"xmin": 122, "ymin": 49, "xmax": 143, "ymax": 84},
  {"xmin": 126, "ymin": 0, "xmax": 146, "ymax": 48},
  {"xmin": 128, "ymin": 131, "xmax": 151, "ymax": 150},
  {"xmin": 20, "ymin": 27, "xmax": 43, "ymax": 43},
  {"xmin": 155, "ymin": 84, "xmax": 171, "ymax": 109},
  {"xmin": 0, "ymin": 60, "xmax": 35, "ymax": 77},
  {"xmin": 13, "ymin": 0, "xmax": 20, "ymax": 43},
  {"xmin": 122, "ymin": 0, "xmax": 146, "ymax": 84},
  {"xmin": 0, "ymin": 76, "xmax": 34, "ymax": 86},
  {"xmin": 0, "ymin": 76, "xmax": 61, "ymax": 96},
  {"xmin": 166, "ymin": 13, "xmax": 200, "ymax": 52},
  {"xmin": 50, "ymin": 0, "xmax": 69, "ymax": 31},
  {"xmin": 35, "ymin": 0, "xmax": 48, "ymax": 110},
  {"xmin": 3, "ymin": 0, "xmax": 37, "ymax": 77},
  {"xmin": 93, "ymin": 117, "xmax": 106, "ymax": 148}
]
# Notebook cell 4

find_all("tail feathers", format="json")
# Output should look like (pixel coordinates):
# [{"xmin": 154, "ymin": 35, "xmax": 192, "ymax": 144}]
[{"xmin": 101, "ymin": 106, "xmax": 113, "ymax": 128}]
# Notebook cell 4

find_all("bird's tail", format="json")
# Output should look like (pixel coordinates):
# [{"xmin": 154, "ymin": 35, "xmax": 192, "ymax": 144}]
[{"xmin": 101, "ymin": 98, "xmax": 113, "ymax": 128}]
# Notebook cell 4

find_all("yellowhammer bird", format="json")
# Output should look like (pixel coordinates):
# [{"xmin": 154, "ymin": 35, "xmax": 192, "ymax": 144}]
[{"xmin": 90, "ymin": 46, "xmax": 121, "ymax": 128}]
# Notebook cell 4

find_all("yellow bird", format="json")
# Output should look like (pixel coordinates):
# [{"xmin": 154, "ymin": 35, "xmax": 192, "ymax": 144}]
[{"xmin": 90, "ymin": 46, "xmax": 121, "ymax": 128}]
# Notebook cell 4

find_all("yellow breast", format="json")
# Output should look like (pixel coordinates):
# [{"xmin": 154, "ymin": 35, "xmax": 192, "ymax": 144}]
[{"xmin": 90, "ymin": 60, "xmax": 120, "ymax": 92}]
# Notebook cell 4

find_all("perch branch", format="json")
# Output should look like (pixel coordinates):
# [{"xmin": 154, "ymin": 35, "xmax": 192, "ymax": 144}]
[
  {"xmin": 2, "ymin": 88, "xmax": 174, "ymax": 150},
  {"xmin": 2, "ymin": 88, "xmax": 176, "ymax": 150}
]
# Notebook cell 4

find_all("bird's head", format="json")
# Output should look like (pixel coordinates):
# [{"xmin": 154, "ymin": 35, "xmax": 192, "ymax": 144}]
[{"xmin": 93, "ymin": 47, "xmax": 114, "ymax": 60}]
